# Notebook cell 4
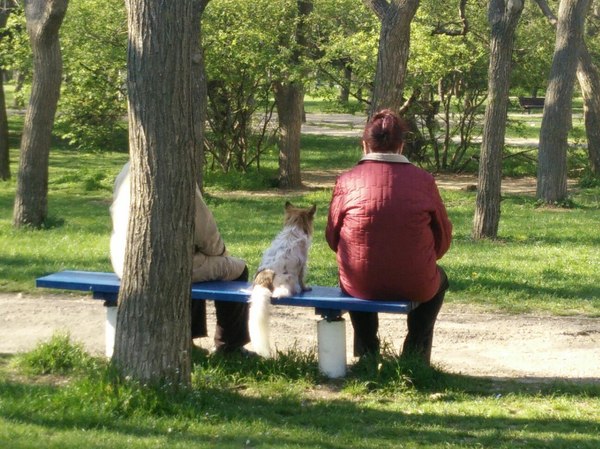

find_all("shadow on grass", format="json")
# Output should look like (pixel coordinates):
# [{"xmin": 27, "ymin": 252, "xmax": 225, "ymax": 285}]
[
  {"xmin": 1, "ymin": 351, "xmax": 599, "ymax": 449},
  {"xmin": 448, "ymin": 262, "xmax": 600, "ymax": 307}
]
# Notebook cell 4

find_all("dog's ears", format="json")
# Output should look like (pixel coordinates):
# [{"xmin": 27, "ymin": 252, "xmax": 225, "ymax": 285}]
[{"xmin": 284, "ymin": 201, "xmax": 316, "ymax": 217}]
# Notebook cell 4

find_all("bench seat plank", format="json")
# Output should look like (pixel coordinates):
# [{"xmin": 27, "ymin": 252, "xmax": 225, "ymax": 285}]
[{"xmin": 36, "ymin": 270, "xmax": 414, "ymax": 315}]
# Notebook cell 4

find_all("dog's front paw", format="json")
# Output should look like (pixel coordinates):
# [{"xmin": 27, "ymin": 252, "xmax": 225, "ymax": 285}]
[
  {"xmin": 301, "ymin": 285, "xmax": 312, "ymax": 292},
  {"xmin": 272, "ymin": 286, "xmax": 291, "ymax": 298}
]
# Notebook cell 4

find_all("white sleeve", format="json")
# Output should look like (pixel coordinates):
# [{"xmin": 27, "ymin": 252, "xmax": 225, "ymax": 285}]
[{"xmin": 109, "ymin": 162, "xmax": 131, "ymax": 278}]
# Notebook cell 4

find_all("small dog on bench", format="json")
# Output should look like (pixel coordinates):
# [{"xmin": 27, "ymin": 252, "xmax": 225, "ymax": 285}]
[{"xmin": 249, "ymin": 201, "xmax": 317, "ymax": 357}]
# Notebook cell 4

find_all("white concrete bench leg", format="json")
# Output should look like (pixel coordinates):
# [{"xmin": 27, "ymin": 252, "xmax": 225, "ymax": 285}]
[
  {"xmin": 105, "ymin": 304, "xmax": 117, "ymax": 358},
  {"xmin": 317, "ymin": 318, "xmax": 347, "ymax": 378}
]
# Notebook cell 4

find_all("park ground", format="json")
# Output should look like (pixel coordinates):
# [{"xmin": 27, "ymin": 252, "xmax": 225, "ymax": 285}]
[{"xmin": 1, "ymin": 166, "xmax": 598, "ymax": 384}]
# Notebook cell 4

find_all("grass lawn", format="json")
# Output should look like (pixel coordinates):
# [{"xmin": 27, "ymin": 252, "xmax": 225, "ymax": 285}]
[
  {"xmin": 0, "ymin": 336, "xmax": 599, "ymax": 449},
  {"xmin": 0, "ymin": 110, "xmax": 599, "ymax": 448}
]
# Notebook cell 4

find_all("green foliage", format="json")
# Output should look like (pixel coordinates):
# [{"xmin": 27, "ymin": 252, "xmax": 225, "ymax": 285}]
[
  {"xmin": 511, "ymin": 1, "xmax": 555, "ymax": 94},
  {"xmin": 0, "ymin": 5, "xmax": 30, "ymax": 108},
  {"xmin": 55, "ymin": 0, "xmax": 128, "ymax": 151},
  {"xmin": 15, "ymin": 333, "xmax": 97, "ymax": 375},
  {"xmin": 579, "ymin": 170, "xmax": 600, "ymax": 188},
  {"xmin": 309, "ymin": 0, "xmax": 378, "ymax": 108}
]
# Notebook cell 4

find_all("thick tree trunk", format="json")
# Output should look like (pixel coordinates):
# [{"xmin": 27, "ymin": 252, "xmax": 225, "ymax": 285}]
[
  {"xmin": 534, "ymin": 0, "xmax": 600, "ymax": 178},
  {"xmin": 114, "ymin": 0, "xmax": 200, "ymax": 385},
  {"xmin": 0, "ymin": 4, "xmax": 13, "ymax": 181},
  {"xmin": 365, "ymin": 0, "xmax": 420, "ymax": 116},
  {"xmin": 472, "ymin": 0, "xmax": 524, "ymax": 239},
  {"xmin": 576, "ymin": 42, "xmax": 600, "ymax": 176},
  {"xmin": 537, "ymin": 0, "xmax": 589, "ymax": 203},
  {"xmin": 274, "ymin": 81, "xmax": 304, "ymax": 189},
  {"xmin": 12, "ymin": 0, "xmax": 67, "ymax": 227}
]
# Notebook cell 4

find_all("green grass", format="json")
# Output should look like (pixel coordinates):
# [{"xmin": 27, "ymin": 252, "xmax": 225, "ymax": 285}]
[
  {"xmin": 1, "ymin": 337, "xmax": 599, "ymax": 449},
  {"xmin": 1, "ymin": 133, "xmax": 599, "ymax": 315}
]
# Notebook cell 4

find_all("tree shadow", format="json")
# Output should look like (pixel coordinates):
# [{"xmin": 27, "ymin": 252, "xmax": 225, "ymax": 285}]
[{"xmin": 0, "ymin": 361, "xmax": 598, "ymax": 449}]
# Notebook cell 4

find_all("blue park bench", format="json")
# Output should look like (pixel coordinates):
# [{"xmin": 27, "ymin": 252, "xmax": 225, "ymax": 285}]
[{"xmin": 36, "ymin": 270, "xmax": 415, "ymax": 377}]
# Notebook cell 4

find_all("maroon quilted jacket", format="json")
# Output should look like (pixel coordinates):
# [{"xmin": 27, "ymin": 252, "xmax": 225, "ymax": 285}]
[{"xmin": 326, "ymin": 156, "xmax": 452, "ymax": 302}]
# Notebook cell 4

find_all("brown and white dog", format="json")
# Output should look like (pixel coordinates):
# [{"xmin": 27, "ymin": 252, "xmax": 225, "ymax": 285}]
[{"xmin": 249, "ymin": 201, "xmax": 317, "ymax": 357}]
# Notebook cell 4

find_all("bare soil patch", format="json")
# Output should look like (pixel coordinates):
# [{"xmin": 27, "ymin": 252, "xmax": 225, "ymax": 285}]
[{"xmin": 2, "ymin": 292, "xmax": 598, "ymax": 383}]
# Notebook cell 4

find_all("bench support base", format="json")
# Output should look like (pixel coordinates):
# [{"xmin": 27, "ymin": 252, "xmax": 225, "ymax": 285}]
[{"xmin": 317, "ymin": 318, "xmax": 347, "ymax": 378}]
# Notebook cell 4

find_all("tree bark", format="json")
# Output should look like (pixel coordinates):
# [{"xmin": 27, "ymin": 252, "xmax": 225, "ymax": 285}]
[
  {"xmin": 364, "ymin": 0, "xmax": 420, "ymax": 116},
  {"xmin": 275, "ymin": 81, "xmax": 304, "ymax": 188},
  {"xmin": 472, "ymin": 0, "xmax": 524, "ymax": 239},
  {"xmin": 537, "ymin": 0, "xmax": 590, "ymax": 203},
  {"xmin": 113, "ymin": 0, "xmax": 201, "ymax": 385},
  {"xmin": 534, "ymin": 0, "xmax": 600, "ymax": 178},
  {"xmin": 12, "ymin": 0, "xmax": 68, "ymax": 227},
  {"xmin": 576, "ymin": 39, "xmax": 600, "ymax": 177}
]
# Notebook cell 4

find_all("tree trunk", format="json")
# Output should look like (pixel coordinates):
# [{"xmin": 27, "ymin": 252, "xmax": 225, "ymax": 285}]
[
  {"xmin": 275, "ymin": 0, "xmax": 312, "ymax": 189},
  {"xmin": 12, "ymin": 0, "xmax": 68, "ymax": 228},
  {"xmin": 339, "ymin": 63, "xmax": 351, "ymax": 104},
  {"xmin": 365, "ymin": 0, "xmax": 420, "ymax": 116},
  {"xmin": 534, "ymin": 0, "xmax": 600, "ymax": 178},
  {"xmin": 113, "ymin": 0, "xmax": 201, "ymax": 385},
  {"xmin": 537, "ymin": 0, "xmax": 589, "ymax": 203},
  {"xmin": 0, "ymin": 3, "xmax": 14, "ymax": 181},
  {"xmin": 472, "ymin": 0, "xmax": 524, "ymax": 239},
  {"xmin": 576, "ymin": 38, "xmax": 600, "ymax": 176},
  {"xmin": 274, "ymin": 81, "xmax": 304, "ymax": 189}
]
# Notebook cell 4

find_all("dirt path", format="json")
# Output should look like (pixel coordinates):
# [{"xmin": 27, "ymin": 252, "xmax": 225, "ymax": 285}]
[{"xmin": 1, "ymin": 293, "xmax": 598, "ymax": 382}]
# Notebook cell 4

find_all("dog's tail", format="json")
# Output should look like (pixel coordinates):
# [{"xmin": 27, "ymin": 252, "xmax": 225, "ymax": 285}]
[{"xmin": 249, "ymin": 269, "xmax": 275, "ymax": 357}]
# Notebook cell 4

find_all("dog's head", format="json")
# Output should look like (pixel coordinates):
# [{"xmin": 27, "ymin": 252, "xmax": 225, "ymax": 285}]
[{"xmin": 283, "ymin": 201, "xmax": 317, "ymax": 236}]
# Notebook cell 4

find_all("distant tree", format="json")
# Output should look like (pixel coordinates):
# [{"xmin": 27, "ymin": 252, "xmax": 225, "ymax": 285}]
[
  {"xmin": 275, "ymin": 0, "xmax": 313, "ymax": 189},
  {"xmin": 537, "ymin": 0, "xmax": 590, "ymax": 203},
  {"xmin": 113, "ymin": 0, "xmax": 201, "ymax": 385},
  {"xmin": 13, "ymin": 0, "xmax": 68, "ymax": 228},
  {"xmin": 577, "ymin": 43, "xmax": 600, "ymax": 177},
  {"xmin": 364, "ymin": 0, "xmax": 420, "ymax": 115},
  {"xmin": 202, "ymin": 0, "xmax": 285, "ymax": 174},
  {"xmin": 311, "ymin": 0, "xmax": 377, "ymax": 110},
  {"xmin": 0, "ymin": 1, "xmax": 16, "ymax": 181},
  {"xmin": 534, "ymin": 0, "xmax": 600, "ymax": 178},
  {"xmin": 472, "ymin": 0, "xmax": 524, "ymax": 240}
]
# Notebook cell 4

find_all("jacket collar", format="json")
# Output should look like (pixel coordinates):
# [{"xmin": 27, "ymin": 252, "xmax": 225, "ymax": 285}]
[{"xmin": 359, "ymin": 153, "xmax": 411, "ymax": 164}]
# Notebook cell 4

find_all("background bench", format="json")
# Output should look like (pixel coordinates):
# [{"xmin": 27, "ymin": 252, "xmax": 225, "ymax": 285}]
[
  {"xmin": 518, "ymin": 96, "xmax": 545, "ymax": 113},
  {"xmin": 36, "ymin": 270, "xmax": 414, "ymax": 377}
]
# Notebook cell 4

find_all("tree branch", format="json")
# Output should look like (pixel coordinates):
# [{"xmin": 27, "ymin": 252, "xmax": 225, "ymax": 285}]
[
  {"xmin": 431, "ymin": 0, "xmax": 469, "ymax": 36},
  {"xmin": 362, "ymin": 0, "xmax": 388, "ymax": 21},
  {"xmin": 532, "ymin": 0, "xmax": 558, "ymax": 26}
]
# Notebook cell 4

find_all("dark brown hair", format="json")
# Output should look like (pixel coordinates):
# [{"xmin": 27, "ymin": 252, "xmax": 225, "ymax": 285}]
[{"xmin": 362, "ymin": 109, "xmax": 409, "ymax": 153}]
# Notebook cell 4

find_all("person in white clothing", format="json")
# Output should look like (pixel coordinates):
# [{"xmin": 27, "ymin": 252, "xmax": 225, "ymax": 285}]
[{"xmin": 110, "ymin": 162, "xmax": 251, "ymax": 353}]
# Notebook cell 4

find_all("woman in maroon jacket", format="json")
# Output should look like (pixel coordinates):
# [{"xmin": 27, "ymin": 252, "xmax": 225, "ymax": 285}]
[{"xmin": 326, "ymin": 109, "xmax": 452, "ymax": 365}]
